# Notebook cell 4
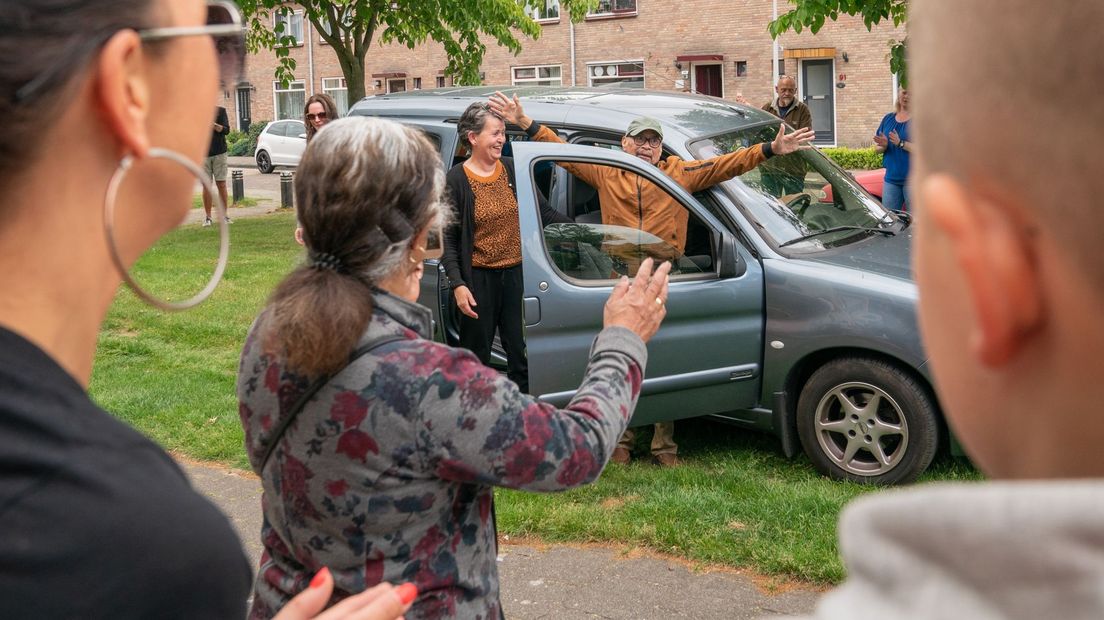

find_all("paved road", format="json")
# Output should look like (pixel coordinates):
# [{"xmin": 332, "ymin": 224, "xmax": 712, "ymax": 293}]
[
  {"xmin": 184, "ymin": 460, "xmax": 822, "ymax": 619},
  {"xmin": 186, "ymin": 157, "xmax": 296, "ymax": 225}
]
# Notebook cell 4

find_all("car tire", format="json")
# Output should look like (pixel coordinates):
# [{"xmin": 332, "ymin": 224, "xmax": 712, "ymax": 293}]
[
  {"xmin": 796, "ymin": 357, "xmax": 938, "ymax": 485},
  {"xmin": 256, "ymin": 150, "xmax": 274, "ymax": 174}
]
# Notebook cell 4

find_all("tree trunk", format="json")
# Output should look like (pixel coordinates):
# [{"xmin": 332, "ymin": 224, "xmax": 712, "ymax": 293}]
[{"xmin": 340, "ymin": 54, "xmax": 367, "ymax": 105}]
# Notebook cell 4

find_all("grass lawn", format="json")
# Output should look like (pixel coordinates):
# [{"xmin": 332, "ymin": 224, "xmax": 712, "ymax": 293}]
[{"xmin": 90, "ymin": 211, "xmax": 982, "ymax": 585}]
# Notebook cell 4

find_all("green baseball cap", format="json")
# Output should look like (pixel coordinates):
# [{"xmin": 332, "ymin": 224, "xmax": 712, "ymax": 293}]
[{"xmin": 625, "ymin": 117, "xmax": 663, "ymax": 139}]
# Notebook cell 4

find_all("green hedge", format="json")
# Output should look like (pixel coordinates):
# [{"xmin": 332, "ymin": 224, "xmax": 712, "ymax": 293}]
[
  {"xmin": 821, "ymin": 147, "xmax": 883, "ymax": 170},
  {"xmin": 228, "ymin": 120, "xmax": 271, "ymax": 157}
]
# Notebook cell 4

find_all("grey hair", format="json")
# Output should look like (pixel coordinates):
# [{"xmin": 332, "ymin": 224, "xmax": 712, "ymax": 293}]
[
  {"xmin": 456, "ymin": 102, "xmax": 503, "ymax": 153},
  {"xmin": 263, "ymin": 116, "xmax": 450, "ymax": 375},
  {"xmin": 296, "ymin": 116, "xmax": 450, "ymax": 284}
]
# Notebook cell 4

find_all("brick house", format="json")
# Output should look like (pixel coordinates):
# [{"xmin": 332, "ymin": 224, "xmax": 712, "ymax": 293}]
[{"xmin": 226, "ymin": 0, "xmax": 905, "ymax": 147}]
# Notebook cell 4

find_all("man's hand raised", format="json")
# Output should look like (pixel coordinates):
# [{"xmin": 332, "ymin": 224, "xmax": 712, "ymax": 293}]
[{"xmin": 770, "ymin": 125, "xmax": 815, "ymax": 156}]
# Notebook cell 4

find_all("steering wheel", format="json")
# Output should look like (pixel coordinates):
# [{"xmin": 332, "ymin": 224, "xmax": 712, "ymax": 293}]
[{"xmin": 786, "ymin": 193, "xmax": 813, "ymax": 217}]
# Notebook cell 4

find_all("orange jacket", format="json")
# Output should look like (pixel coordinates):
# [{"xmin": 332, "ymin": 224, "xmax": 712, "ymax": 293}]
[{"xmin": 529, "ymin": 123, "xmax": 768, "ymax": 250}]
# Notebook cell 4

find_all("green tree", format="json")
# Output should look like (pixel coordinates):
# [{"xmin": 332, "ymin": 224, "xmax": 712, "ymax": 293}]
[
  {"xmin": 767, "ymin": 0, "xmax": 908, "ymax": 85},
  {"xmin": 239, "ymin": 0, "xmax": 596, "ymax": 104}
]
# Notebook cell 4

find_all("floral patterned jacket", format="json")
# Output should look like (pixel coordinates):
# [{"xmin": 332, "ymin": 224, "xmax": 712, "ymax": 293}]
[{"xmin": 237, "ymin": 290, "xmax": 646, "ymax": 619}]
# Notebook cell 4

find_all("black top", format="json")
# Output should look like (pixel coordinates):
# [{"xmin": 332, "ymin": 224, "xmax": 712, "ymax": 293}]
[
  {"xmin": 0, "ymin": 326, "xmax": 252, "ymax": 619},
  {"xmin": 209, "ymin": 106, "xmax": 231, "ymax": 157},
  {"xmin": 442, "ymin": 156, "xmax": 572, "ymax": 289}
]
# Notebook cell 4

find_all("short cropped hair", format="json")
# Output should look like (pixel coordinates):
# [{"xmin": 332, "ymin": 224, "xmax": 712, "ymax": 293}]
[{"xmin": 911, "ymin": 0, "xmax": 1104, "ymax": 287}]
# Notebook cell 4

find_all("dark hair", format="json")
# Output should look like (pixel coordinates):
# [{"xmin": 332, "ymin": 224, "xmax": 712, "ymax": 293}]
[
  {"xmin": 261, "ymin": 117, "xmax": 449, "ymax": 375},
  {"xmin": 303, "ymin": 93, "xmax": 339, "ymax": 143},
  {"xmin": 456, "ymin": 102, "xmax": 503, "ymax": 153},
  {"xmin": 0, "ymin": 1, "xmax": 157, "ymax": 183}
]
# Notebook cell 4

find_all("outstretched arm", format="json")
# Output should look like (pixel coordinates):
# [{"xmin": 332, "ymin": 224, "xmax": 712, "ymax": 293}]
[
  {"xmin": 489, "ymin": 91, "xmax": 611, "ymax": 194},
  {"xmin": 677, "ymin": 124, "xmax": 814, "ymax": 193}
]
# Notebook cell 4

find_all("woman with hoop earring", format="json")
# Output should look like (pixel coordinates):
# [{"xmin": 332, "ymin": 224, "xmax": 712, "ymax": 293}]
[{"xmin": 0, "ymin": 1, "xmax": 411, "ymax": 618}]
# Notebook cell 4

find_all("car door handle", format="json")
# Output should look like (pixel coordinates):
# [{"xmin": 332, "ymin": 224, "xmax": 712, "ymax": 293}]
[{"xmin": 523, "ymin": 297, "xmax": 541, "ymax": 326}]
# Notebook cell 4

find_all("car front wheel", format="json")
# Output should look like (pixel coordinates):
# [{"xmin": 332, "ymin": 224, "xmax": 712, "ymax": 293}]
[
  {"xmin": 256, "ymin": 150, "xmax": 274, "ymax": 174},
  {"xmin": 796, "ymin": 357, "xmax": 939, "ymax": 485}
]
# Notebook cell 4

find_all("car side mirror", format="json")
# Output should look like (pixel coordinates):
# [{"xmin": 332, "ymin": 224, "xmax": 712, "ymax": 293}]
[
  {"xmin": 718, "ymin": 233, "xmax": 746, "ymax": 278},
  {"xmin": 297, "ymin": 133, "xmax": 307, "ymax": 139}
]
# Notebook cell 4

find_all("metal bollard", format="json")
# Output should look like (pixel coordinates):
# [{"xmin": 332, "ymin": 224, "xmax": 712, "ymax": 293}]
[
  {"xmin": 280, "ymin": 172, "xmax": 294, "ymax": 209},
  {"xmin": 231, "ymin": 169, "xmax": 244, "ymax": 205}
]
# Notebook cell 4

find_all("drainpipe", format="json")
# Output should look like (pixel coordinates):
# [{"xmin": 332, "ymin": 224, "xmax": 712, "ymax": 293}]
[
  {"xmin": 569, "ymin": 19, "xmax": 577, "ymax": 86},
  {"xmin": 772, "ymin": 0, "xmax": 780, "ymax": 86},
  {"xmin": 307, "ymin": 18, "xmax": 316, "ymax": 94}
]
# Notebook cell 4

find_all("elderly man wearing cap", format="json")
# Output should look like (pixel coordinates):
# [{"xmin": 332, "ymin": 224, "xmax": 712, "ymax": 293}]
[{"xmin": 490, "ymin": 91, "xmax": 813, "ymax": 466}]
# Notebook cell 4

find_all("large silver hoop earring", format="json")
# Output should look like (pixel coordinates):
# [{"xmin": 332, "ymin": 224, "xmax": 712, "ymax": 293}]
[{"xmin": 103, "ymin": 147, "xmax": 230, "ymax": 311}]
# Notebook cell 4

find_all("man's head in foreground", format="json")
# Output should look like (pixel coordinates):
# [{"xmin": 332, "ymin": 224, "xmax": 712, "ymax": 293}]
[{"xmin": 911, "ymin": 0, "xmax": 1104, "ymax": 479}]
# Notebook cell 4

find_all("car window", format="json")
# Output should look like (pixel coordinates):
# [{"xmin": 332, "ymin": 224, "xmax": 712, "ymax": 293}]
[
  {"xmin": 690, "ymin": 123, "xmax": 893, "ymax": 250},
  {"xmin": 289, "ymin": 121, "xmax": 306, "ymax": 139},
  {"xmin": 266, "ymin": 122, "xmax": 287, "ymax": 137},
  {"xmin": 535, "ymin": 159, "xmax": 716, "ymax": 283}
]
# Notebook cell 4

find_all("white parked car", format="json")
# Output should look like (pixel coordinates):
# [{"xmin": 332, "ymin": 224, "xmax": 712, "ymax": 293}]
[{"xmin": 254, "ymin": 119, "xmax": 306, "ymax": 173}]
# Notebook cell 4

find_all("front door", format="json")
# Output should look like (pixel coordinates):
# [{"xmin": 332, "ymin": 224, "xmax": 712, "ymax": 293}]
[
  {"xmin": 509, "ymin": 141, "xmax": 765, "ymax": 426},
  {"xmin": 693, "ymin": 64, "xmax": 723, "ymax": 98},
  {"xmin": 236, "ymin": 86, "xmax": 252, "ymax": 132},
  {"xmin": 802, "ymin": 59, "xmax": 835, "ymax": 144}
]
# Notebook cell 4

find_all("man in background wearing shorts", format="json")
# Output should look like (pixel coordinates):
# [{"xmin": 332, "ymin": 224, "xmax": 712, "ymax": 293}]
[{"xmin": 203, "ymin": 105, "xmax": 232, "ymax": 227}]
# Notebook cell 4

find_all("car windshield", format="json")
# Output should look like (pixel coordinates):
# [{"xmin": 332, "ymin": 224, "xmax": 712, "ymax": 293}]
[{"xmin": 689, "ymin": 122, "xmax": 894, "ymax": 250}]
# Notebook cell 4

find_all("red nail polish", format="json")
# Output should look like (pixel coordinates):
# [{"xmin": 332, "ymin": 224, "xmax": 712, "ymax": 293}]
[
  {"xmin": 395, "ymin": 582, "xmax": 418, "ymax": 604},
  {"xmin": 310, "ymin": 566, "xmax": 330, "ymax": 589}
]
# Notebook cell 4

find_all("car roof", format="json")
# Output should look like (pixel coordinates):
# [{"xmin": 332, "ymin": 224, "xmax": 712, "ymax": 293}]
[{"xmin": 347, "ymin": 86, "xmax": 780, "ymax": 143}]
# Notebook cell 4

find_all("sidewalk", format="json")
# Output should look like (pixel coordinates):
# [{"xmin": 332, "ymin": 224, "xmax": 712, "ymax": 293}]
[{"xmin": 183, "ymin": 460, "xmax": 822, "ymax": 619}]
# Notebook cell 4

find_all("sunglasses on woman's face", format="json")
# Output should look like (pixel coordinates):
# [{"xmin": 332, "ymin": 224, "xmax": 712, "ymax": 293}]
[
  {"xmin": 306, "ymin": 112, "xmax": 328, "ymax": 122},
  {"xmin": 15, "ymin": 1, "xmax": 246, "ymax": 103},
  {"xmin": 139, "ymin": 0, "xmax": 247, "ymax": 89}
]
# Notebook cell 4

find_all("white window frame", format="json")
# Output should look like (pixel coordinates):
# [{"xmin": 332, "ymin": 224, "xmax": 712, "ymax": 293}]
[
  {"xmin": 321, "ymin": 77, "xmax": 348, "ymax": 116},
  {"xmin": 689, "ymin": 62, "xmax": 724, "ymax": 98},
  {"xmin": 273, "ymin": 80, "xmax": 306, "ymax": 120},
  {"xmin": 436, "ymin": 75, "xmax": 447, "ymax": 88},
  {"xmin": 274, "ymin": 10, "xmax": 305, "ymax": 46},
  {"xmin": 587, "ymin": 0, "xmax": 637, "ymax": 18},
  {"xmin": 512, "ymin": 64, "xmax": 563, "ymax": 86},
  {"xmin": 387, "ymin": 78, "xmax": 406, "ymax": 93},
  {"xmin": 586, "ymin": 60, "xmax": 645, "ymax": 88},
  {"xmin": 525, "ymin": 0, "xmax": 561, "ymax": 22}
]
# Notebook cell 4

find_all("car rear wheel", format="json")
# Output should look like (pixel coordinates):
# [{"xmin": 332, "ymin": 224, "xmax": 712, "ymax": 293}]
[
  {"xmin": 256, "ymin": 150, "xmax": 274, "ymax": 174},
  {"xmin": 796, "ymin": 357, "xmax": 938, "ymax": 485}
]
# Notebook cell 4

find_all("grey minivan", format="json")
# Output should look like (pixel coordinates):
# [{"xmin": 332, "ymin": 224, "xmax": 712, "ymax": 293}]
[{"xmin": 350, "ymin": 86, "xmax": 945, "ymax": 485}]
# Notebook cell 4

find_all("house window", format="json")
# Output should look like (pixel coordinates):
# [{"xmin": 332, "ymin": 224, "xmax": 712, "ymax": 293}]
[
  {"xmin": 387, "ymin": 78, "xmax": 406, "ymax": 93},
  {"xmin": 778, "ymin": 59, "xmax": 786, "ymax": 78},
  {"xmin": 588, "ymin": 0, "xmax": 637, "ymax": 17},
  {"xmin": 436, "ymin": 76, "xmax": 446, "ymax": 88},
  {"xmin": 322, "ymin": 77, "xmax": 348, "ymax": 116},
  {"xmin": 736, "ymin": 61, "xmax": 748, "ymax": 77},
  {"xmin": 273, "ymin": 80, "xmax": 306, "ymax": 120},
  {"xmin": 274, "ymin": 11, "xmax": 305, "ymax": 46},
  {"xmin": 413, "ymin": 77, "xmax": 422, "ymax": 90},
  {"xmin": 512, "ymin": 65, "xmax": 563, "ymax": 86},
  {"xmin": 525, "ymin": 0, "xmax": 560, "ymax": 21},
  {"xmin": 588, "ymin": 61, "xmax": 645, "ymax": 88}
]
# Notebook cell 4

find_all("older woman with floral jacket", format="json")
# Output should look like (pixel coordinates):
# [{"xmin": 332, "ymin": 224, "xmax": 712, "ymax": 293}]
[{"xmin": 238, "ymin": 117, "xmax": 670, "ymax": 619}]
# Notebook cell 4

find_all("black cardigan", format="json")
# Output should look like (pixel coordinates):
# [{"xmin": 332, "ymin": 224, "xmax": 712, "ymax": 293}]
[{"xmin": 442, "ymin": 157, "xmax": 572, "ymax": 290}]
